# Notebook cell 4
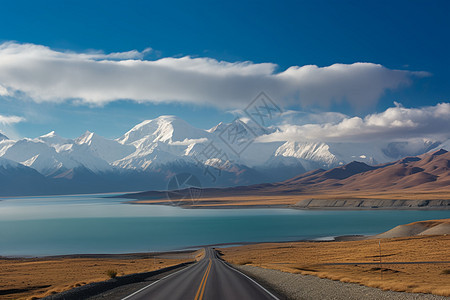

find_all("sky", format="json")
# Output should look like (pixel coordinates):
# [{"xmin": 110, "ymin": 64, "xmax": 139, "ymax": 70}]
[{"xmin": 0, "ymin": 0, "xmax": 449, "ymax": 142}]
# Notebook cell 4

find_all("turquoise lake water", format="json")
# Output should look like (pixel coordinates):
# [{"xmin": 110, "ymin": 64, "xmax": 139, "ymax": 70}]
[{"xmin": 0, "ymin": 194, "xmax": 449, "ymax": 256}]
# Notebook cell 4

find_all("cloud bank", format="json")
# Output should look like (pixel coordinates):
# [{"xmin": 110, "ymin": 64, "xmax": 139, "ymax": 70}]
[
  {"xmin": 258, "ymin": 102, "xmax": 450, "ymax": 143},
  {"xmin": 0, "ymin": 42, "xmax": 428, "ymax": 109},
  {"xmin": 0, "ymin": 114, "xmax": 25, "ymax": 125}
]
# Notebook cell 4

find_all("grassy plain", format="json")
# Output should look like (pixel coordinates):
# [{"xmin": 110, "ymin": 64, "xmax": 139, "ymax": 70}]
[
  {"xmin": 0, "ymin": 250, "xmax": 201, "ymax": 300},
  {"xmin": 219, "ymin": 235, "xmax": 450, "ymax": 297}
]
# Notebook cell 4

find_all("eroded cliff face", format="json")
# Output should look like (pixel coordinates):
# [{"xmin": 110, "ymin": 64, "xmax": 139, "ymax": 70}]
[{"xmin": 295, "ymin": 199, "xmax": 450, "ymax": 209}]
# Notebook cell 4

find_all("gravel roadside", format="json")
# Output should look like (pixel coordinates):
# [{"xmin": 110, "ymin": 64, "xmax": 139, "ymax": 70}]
[{"xmin": 234, "ymin": 265, "xmax": 448, "ymax": 300}]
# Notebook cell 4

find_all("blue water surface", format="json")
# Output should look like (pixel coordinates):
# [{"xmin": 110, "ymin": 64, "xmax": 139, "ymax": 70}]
[{"xmin": 0, "ymin": 194, "xmax": 448, "ymax": 256}]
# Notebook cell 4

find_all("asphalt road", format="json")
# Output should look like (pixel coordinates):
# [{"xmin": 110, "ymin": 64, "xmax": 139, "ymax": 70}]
[{"xmin": 121, "ymin": 248, "xmax": 279, "ymax": 300}]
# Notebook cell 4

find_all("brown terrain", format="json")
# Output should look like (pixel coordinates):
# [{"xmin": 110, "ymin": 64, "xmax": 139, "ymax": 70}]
[
  {"xmin": 0, "ymin": 250, "xmax": 202, "ymax": 300},
  {"xmin": 219, "ymin": 219, "xmax": 450, "ymax": 297},
  {"xmin": 123, "ymin": 149, "xmax": 450, "ymax": 208}
]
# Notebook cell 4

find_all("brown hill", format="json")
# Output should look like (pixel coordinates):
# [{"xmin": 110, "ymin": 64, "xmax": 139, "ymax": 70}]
[{"xmin": 277, "ymin": 149, "xmax": 450, "ymax": 193}]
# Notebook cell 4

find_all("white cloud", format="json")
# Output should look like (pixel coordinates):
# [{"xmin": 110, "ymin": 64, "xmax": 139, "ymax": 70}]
[
  {"xmin": 0, "ymin": 85, "xmax": 9, "ymax": 96},
  {"xmin": 0, "ymin": 42, "xmax": 428, "ymax": 109},
  {"xmin": 279, "ymin": 110, "xmax": 348, "ymax": 125},
  {"xmin": 0, "ymin": 114, "xmax": 25, "ymax": 125},
  {"xmin": 257, "ymin": 102, "xmax": 450, "ymax": 143},
  {"xmin": 169, "ymin": 137, "xmax": 208, "ymax": 145}
]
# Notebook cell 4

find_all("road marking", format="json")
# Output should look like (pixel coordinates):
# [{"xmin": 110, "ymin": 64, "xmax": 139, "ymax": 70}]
[
  {"xmin": 220, "ymin": 260, "xmax": 280, "ymax": 300},
  {"xmin": 121, "ymin": 262, "xmax": 197, "ymax": 300},
  {"xmin": 199, "ymin": 260, "xmax": 212, "ymax": 300},
  {"xmin": 194, "ymin": 259, "xmax": 212, "ymax": 300}
]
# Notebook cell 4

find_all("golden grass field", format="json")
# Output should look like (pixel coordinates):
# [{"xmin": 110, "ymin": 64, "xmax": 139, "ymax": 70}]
[
  {"xmin": 0, "ymin": 250, "xmax": 202, "ymax": 300},
  {"xmin": 130, "ymin": 190, "xmax": 450, "ymax": 208},
  {"xmin": 219, "ymin": 235, "xmax": 450, "ymax": 297}
]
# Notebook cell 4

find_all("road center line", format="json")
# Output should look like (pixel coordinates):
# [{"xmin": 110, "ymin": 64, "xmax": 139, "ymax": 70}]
[
  {"xmin": 199, "ymin": 260, "xmax": 212, "ymax": 300},
  {"xmin": 194, "ymin": 259, "xmax": 212, "ymax": 300}
]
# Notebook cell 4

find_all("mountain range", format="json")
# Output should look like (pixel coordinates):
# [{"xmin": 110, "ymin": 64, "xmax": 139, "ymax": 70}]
[
  {"xmin": 124, "ymin": 149, "xmax": 450, "ymax": 208},
  {"xmin": 0, "ymin": 115, "xmax": 449, "ymax": 196}
]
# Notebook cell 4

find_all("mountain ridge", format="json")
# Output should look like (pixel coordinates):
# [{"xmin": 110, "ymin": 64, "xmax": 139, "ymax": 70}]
[
  {"xmin": 124, "ymin": 149, "xmax": 450, "ymax": 203},
  {"xmin": 0, "ymin": 115, "xmax": 449, "ymax": 196}
]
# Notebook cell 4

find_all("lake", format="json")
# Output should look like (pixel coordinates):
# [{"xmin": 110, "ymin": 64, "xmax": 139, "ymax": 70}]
[{"xmin": 0, "ymin": 194, "xmax": 448, "ymax": 256}]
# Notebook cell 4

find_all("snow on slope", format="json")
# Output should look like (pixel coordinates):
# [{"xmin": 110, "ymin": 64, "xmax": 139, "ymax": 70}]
[
  {"xmin": 113, "ymin": 116, "xmax": 211, "ymax": 169},
  {"xmin": 274, "ymin": 141, "xmax": 339, "ymax": 168},
  {"xmin": 118, "ymin": 115, "xmax": 210, "ymax": 145},
  {"xmin": 113, "ymin": 142, "xmax": 186, "ymax": 170},
  {"xmin": 0, "ymin": 137, "xmax": 112, "ymax": 175},
  {"xmin": 57, "ymin": 143, "xmax": 112, "ymax": 173},
  {"xmin": 0, "ymin": 139, "xmax": 15, "ymax": 156},
  {"xmin": 0, "ymin": 116, "xmax": 449, "ymax": 184},
  {"xmin": 76, "ymin": 131, "xmax": 135, "ymax": 163},
  {"xmin": 38, "ymin": 131, "xmax": 71, "ymax": 146},
  {"xmin": 1, "ymin": 139, "xmax": 65, "ymax": 175}
]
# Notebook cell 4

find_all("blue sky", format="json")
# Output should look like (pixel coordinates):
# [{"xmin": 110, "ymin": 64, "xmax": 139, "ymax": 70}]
[{"xmin": 0, "ymin": 0, "xmax": 449, "ymax": 140}]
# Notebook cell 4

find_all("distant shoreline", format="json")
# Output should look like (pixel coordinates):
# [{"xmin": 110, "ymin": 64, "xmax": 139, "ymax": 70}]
[
  {"xmin": 121, "ymin": 194, "xmax": 450, "ymax": 210},
  {"xmin": 0, "ymin": 234, "xmax": 365, "ymax": 259},
  {"xmin": 125, "ymin": 199, "xmax": 450, "ymax": 210}
]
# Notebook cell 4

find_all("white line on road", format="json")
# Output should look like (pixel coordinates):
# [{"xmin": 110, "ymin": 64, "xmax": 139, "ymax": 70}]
[
  {"xmin": 121, "ymin": 262, "xmax": 198, "ymax": 300},
  {"xmin": 219, "ymin": 260, "xmax": 280, "ymax": 300}
]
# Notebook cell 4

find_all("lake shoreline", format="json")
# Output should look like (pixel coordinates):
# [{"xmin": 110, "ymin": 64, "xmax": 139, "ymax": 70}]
[
  {"xmin": 120, "ymin": 191, "xmax": 450, "ymax": 210},
  {"xmin": 0, "ymin": 234, "xmax": 366, "ymax": 259},
  {"xmin": 125, "ymin": 199, "xmax": 450, "ymax": 210}
]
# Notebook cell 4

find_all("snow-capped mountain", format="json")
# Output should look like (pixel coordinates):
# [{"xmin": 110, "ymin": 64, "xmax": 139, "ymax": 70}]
[
  {"xmin": 38, "ymin": 131, "xmax": 71, "ymax": 146},
  {"xmin": 1, "ymin": 136, "xmax": 111, "ymax": 176},
  {"xmin": 118, "ymin": 115, "xmax": 210, "ymax": 145},
  {"xmin": 0, "ymin": 115, "xmax": 449, "ymax": 196},
  {"xmin": 76, "ymin": 131, "xmax": 135, "ymax": 163},
  {"xmin": 0, "ymin": 156, "xmax": 48, "ymax": 196}
]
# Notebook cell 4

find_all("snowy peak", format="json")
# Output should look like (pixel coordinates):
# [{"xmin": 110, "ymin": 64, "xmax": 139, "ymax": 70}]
[
  {"xmin": 38, "ymin": 131, "xmax": 70, "ymax": 146},
  {"xmin": 75, "ymin": 131, "xmax": 135, "ymax": 163},
  {"xmin": 58, "ymin": 143, "xmax": 112, "ymax": 173},
  {"xmin": 40, "ymin": 131, "xmax": 57, "ymax": 138},
  {"xmin": 75, "ymin": 130, "xmax": 95, "ymax": 145},
  {"xmin": 275, "ymin": 141, "xmax": 339, "ymax": 168},
  {"xmin": 2, "ymin": 139, "xmax": 65, "ymax": 175},
  {"xmin": 117, "ymin": 115, "xmax": 209, "ymax": 145}
]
